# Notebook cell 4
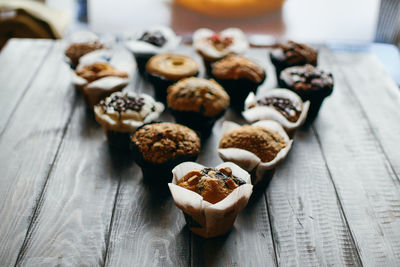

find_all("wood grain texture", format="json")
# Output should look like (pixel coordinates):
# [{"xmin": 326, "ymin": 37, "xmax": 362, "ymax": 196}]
[
  {"xmin": 312, "ymin": 48, "xmax": 400, "ymax": 266},
  {"xmin": 329, "ymin": 52, "xmax": 400, "ymax": 179},
  {"xmin": 0, "ymin": 41, "xmax": 76, "ymax": 266},
  {"xmin": 266, "ymin": 130, "xmax": 361, "ymax": 267},
  {"xmin": 0, "ymin": 39, "xmax": 52, "ymax": 133}
]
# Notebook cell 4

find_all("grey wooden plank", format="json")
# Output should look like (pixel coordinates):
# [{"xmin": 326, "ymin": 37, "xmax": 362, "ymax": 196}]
[
  {"xmin": 266, "ymin": 130, "xmax": 361, "ymax": 267},
  {"xmin": 0, "ymin": 41, "xmax": 76, "ymax": 266},
  {"xmin": 311, "ymin": 48, "xmax": 400, "ymax": 266},
  {"xmin": 0, "ymin": 38, "xmax": 53, "ymax": 133},
  {"xmin": 15, "ymin": 45, "xmax": 137, "ymax": 266},
  {"xmin": 328, "ymin": 52, "xmax": 400, "ymax": 179}
]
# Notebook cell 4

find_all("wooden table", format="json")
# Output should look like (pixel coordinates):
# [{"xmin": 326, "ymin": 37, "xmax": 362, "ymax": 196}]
[{"xmin": 1, "ymin": 38, "xmax": 400, "ymax": 266}]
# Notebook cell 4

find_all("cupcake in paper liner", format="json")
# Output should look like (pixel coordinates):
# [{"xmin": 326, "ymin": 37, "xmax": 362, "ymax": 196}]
[
  {"xmin": 167, "ymin": 77, "xmax": 229, "ymax": 139},
  {"xmin": 130, "ymin": 122, "xmax": 201, "ymax": 185},
  {"xmin": 71, "ymin": 62, "xmax": 130, "ymax": 109},
  {"xmin": 242, "ymin": 89, "xmax": 310, "ymax": 137},
  {"xmin": 169, "ymin": 161, "xmax": 253, "ymax": 238},
  {"xmin": 125, "ymin": 26, "xmax": 182, "ymax": 73},
  {"xmin": 211, "ymin": 54, "xmax": 266, "ymax": 112},
  {"xmin": 64, "ymin": 31, "xmax": 111, "ymax": 69},
  {"xmin": 94, "ymin": 92, "xmax": 164, "ymax": 149},
  {"xmin": 193, "ymin": 28, "xmax": 248, "ymax": 75},
  {"xmin": 218, "ymin": 120, "xmax": 292, "ymax": 185},
  {"xmin": 146, "ymin": 53, "xmax": 199, "ymax": 103}
]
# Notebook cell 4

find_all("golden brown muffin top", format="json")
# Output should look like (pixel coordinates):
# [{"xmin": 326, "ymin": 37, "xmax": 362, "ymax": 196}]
[
  {"xmin": 212, "ymin": 55, "xmax": 266, "ymax": 83},
  {"xmin": 132, "ymin": 122, "xmax": 201, "ymax": 164},
  {"xmin": 75, "ymin": 62, "xmax": 128, "ymax": 83},
  {"xmin": 177, "ymin": 167, "xmax": 245, "ymax": 204},
  {"xmin": 219, "ymin": 125, "xmax": 286, "ymax": 162},
  {"xmin": 146, "ymin": 53, "xmax": 199, "ymax": 81},
  {"xmin": 65, "ymin": 41, "xmax": 104, "ymax": 67},
  {"xmin": 167, "ymin": 77, "xmax": 229, "ymax": 117}
]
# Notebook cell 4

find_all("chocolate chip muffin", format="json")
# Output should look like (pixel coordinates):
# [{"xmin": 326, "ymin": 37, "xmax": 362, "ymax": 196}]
[
  {"xmin": 177, "ymin": 167, "xmax": 246, "ymax": 204},
  {"xmin": 72, "ymin": 62, "xmax": 129, "ymax": 109},
  {"xmin": 280, "ymin": 64, "xmax": 334, "ymax": 125},
  {"xmin": 130, "ymin": 122, "xmax": 201, "ymax": 184},
  {"xmin": 242, "ymin": 89, "xmax": 310, "ymax": 137},
  {"xmin": 65, "ymin": 41, "xmax": 105, "ymax": 68},
  {"xmin": 269, "ymin": 40, "xmax": 318, "ymax": 83},
  {"xmin": 125, "ymin": 26, "xmax": 181, "ymax": 73},
  {"xmin": 212, "ymin": 54, "xmax": 266, "ymax": 111},
  {"xmin": 146, "ymin": 53, "xmax": 199, "ymax": 103},
  {"xmin": 94, "ymin": 92, "xmax": 164, "ymax": 149},
  {"xmin": 167, "ymin": 77, "xmax": 229, "ymax": 138}
]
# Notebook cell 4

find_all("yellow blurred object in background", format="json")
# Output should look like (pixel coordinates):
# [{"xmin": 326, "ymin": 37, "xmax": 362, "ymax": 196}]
[{"xmin": 174, "ymin": 0, "xmax": 285, "ymax": 18}]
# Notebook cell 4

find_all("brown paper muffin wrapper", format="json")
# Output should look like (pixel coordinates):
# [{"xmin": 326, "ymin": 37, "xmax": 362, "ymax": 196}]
[
  {"xmin": 218, "ymin": 120, "xmax": 293, "ymax": 185},
  {"xmin": 169, "ymin": 162, "xmax": 253, "ymax": 238},
  {"xmin": 242, "ymin": 90, "xmax": 310, "ymax": 137}
]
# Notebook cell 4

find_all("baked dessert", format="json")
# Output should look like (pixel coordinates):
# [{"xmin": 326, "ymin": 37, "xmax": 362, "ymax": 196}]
[
  {"xmin": 130, "ymin": 122, "xmax": 201, "ymax": 184},
  {"xmin": 94, "ymin": 92, "xmax": 164, "ymax": 149},
  {"xmin": 218, "ymin": 120, "xmax": 292, "ymax": 185},
  {"xmin": 72, "ymin": 62, "xmax": 130, "ymax": 109},
  {"xmin": 125, "ymin": 26, "xmax": 181, "ymax": 73},
  {"xmin": 242, "ymin": 89, "xmax": 310, "ymax": 137},
  {"xmin": 169, "ymin": 162, "xmax": 253, "ymax": 238},
  {"xmin": 279, "ymin": 64, "xmax": 334, "ymax": 125},
  {"xmin": 146, "ymin": 53, "xmax": 199, "ymax": 102},
  {"xmin": 212, "ymin": 54, "xmax": 266, "ymax": 111},
  {"xmin": 269, "ymin": 41, "xmax": 318, "ymax": 84},
  {"xmin": 193, "ymin": 28, "xmax": 248, "ymax": 75},
  {"xmin": 167, "ymin": 77, "xmax": 229, "ymax": 138}
]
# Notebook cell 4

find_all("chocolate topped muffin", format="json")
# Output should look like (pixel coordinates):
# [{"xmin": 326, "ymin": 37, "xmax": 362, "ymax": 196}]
[
  {"xmin": 212, "ymin": 55, "xmax": 266, "ymax": 111},
  {"xmin": 220, "ymin": 125, "xmax": 286, "ymax": 162},
  {"xmin": 131, "ymin": 122, "xmax": 201, "ymax": 183},
  {"xmin": 146, "ymin": 54, "xmax": 199, "ymax": 102},
  {"xmin": 125, "ymin": 26, "xmax": 181, "ymax": 73},
  {"xmin": 94, "ymin": 92, "xmax": 164, "ymax": 149},
  {"xmin": 270, "ymin": 41, "xmax": 318, "ymax": 83},
  {"xmin": 242, "ymin": 89, "xmax": 310, "ymax": 137},
  {"xmin": 280, "ymin": 64, "xmax": 334, "ymax": 125},
  {"xmin": 177, "ymin": 167, "xmax": 246, "ymax": 204},
  {"xmin": 65, "ymin": 41, "xmax": 105, "ymax": 68},
  {"xmin": 167, "ymin": 77, "xmax": 229, "ymax": 138}
]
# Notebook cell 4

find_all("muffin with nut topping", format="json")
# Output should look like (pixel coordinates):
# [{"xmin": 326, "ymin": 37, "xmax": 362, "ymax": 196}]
[
  {"xmin": 146, "ymin": 53, "xmax": 199, "ymax": 103},
  {"xmin": 167, "ymin": 77, "xmax": 229, "ymax": 138},
  {"xmin": 212, "ymin": 54, "xmax": 266, "ymax": 111},
  {"xmin": 169, "ymin": 162, "xmax": 253, "ymax": 238},
  {"xmin": 94, "ymin": 92, "xmax": 164, "ymax": 149},
  {"xmin": 130, "ymin": 122, "xmax": 201, "ymax": 184}
]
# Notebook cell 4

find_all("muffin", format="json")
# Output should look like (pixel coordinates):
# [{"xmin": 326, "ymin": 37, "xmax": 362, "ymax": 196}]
[
  {"xmin": 71, "ymin": 62, "xmax": 130, "ymax": 108},
  {"xmin": 94, "ymin": 92, "xmax": 164, "ymax": 149},
  {"xmin": 269, "ymin": 40, "xmax": 318, "ymax": 84},
  {"xmin": 125, "ymin": 26, "xmax": 181, "ymax": 73},
  {"xmin": 169, "ymin": 162, "xmax": 253, "ymax": 238},
  {"xmin": 130, "ymin": 122, "xmax": 201, "ymax": 184},
  {"xmin": 167, "ymin": 77, "xmax": 229, "ymax": 138},
  {"xmin": 212, "ymin": 54, "xmax": 266, "ymax": 111},
  {"xmin": 193, "ymin": 28, "xmax": 248, "ymax": 75},
  {"xmin": 146, "ymin": 53, "xmax": 199, "ymax": 102},
  {"xmin": 279, "ymin": 64, "xmax": 334, "ymax": 125},
  {"xmin": 218, "ymin": 120, "xmax": 292, "ymax": 185},
  {"xmin": 242, "ymin": 89, "xmax": 310, "ymax": 137},
  {"xmin": 64, "ymin": 31, "xmax": 109, "ymax": 69}
]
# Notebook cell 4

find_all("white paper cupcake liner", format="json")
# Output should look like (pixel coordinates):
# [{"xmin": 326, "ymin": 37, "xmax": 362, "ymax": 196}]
[
  {"xmin": 218, "ymin": 120, "xmax": 293, "ymax": 185},
  {"xmin": 169, "ymin": 162, "xmax": 253, "ymax": 238},
  {"xmin": 242, "ymin": 89, "xmax": 310, "ymax": 136}
]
